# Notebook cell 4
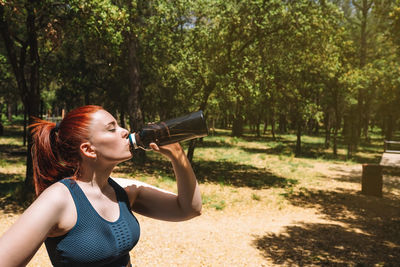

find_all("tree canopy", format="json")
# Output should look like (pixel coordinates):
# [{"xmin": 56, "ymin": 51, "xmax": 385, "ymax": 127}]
[{"xmin": 1, "ymin": 0, "xmax": 400, "ymax": 171}]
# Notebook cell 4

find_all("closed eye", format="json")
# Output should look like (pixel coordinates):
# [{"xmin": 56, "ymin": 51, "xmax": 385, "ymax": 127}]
[{"xmin": 106, "ymin": 121, "xmax": 117, "ymax": 132}]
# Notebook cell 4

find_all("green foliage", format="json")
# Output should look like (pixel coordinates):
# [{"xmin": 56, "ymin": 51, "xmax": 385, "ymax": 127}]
[{"xmin": 1, "ymin": 0, "xmax": 400, "ymax": 157}]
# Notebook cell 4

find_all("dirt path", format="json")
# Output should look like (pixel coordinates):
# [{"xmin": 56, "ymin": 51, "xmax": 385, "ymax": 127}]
[
  {"xmin": 2, "ymin": 203, "xmax": 327, "ymax": 266},
  {"xmin": 1, "ymin": 164, "xmax": 399, "ymax": 266}
]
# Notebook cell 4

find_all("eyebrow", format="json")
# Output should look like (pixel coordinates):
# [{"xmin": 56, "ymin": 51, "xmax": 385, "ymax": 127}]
[{"xmin": 106, "ymin": 121, "xmax": 116, "ymax": 127}]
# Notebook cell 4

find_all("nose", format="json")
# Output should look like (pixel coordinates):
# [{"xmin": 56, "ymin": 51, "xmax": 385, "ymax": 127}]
[{"xmin": 121, "ymin": 127, "xmax": 129, "ymax": 139}]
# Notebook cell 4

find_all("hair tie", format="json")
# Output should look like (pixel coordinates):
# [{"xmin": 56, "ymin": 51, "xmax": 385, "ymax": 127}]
[
  {"xmin": 50, "ymin": 122, "xmax": 60, "ymax": 147},
  {"xmin": 54, "ymin": 122, "xmax": 60, "ymax": 132}
]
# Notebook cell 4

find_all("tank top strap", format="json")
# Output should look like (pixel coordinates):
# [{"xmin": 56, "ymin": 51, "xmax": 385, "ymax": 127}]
[
  {"xmin": 59, "ymin": 178, "xmax": 131, "ymax": 213},
  {"xmin": 46, "ymin": 178, "xmax": 140, "ymax": 266},
  {"xmin": 108, "ymin": 178, "xmax": 131, "ymax": 211},
  {"xmin": 58, "ymin": 178, "xmax": 92, "ymax": 215}
]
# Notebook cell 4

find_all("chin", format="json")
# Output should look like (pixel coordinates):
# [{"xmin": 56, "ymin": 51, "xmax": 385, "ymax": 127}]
[
  {"xmin": 110, "ymin": 154, "xmax": 133, "ymax": 164},
  {"xmin": 123, "ymin": 154, "xmax": 134, "ymax": 161}
]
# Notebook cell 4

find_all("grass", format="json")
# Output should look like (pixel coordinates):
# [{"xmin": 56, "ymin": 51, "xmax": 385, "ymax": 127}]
[
  {"xmin": 0, "ymin": 124, "xmax": 387, "ymax": 211},
  {"xmin": 115, "ymin": 127, "xmax": 384, "ymax": 212},
  {"xmin": 2, "ymin": 124, "xmax": 400, "ymax": 266}
]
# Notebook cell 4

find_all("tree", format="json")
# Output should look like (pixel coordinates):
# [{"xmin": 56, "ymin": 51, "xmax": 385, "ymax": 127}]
[
  {"xmin": 271, "ymin": 0, "xmax": 343, "ymax": 156},
  {"xmin": 1, "ymin": 0, "xmax": 43, "ymax": 190},
  {"xmin": 0, "ymin": 53, "xmax": 18, "ymax": 135}
]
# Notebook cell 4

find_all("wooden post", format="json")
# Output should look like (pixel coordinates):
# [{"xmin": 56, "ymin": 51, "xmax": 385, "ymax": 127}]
[{"xmin": 361, "ymin": 164, "xmax": 383, "ymax": 197}]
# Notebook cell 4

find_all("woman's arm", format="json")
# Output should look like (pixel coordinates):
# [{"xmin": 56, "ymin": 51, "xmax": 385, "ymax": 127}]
[
  {"xmin": 118, "ymin": 143, "xmax": 202, "ymax": 222},
  {"xmin": 0, "ymin": 183, "xmax": 67, "ymax": 266}
]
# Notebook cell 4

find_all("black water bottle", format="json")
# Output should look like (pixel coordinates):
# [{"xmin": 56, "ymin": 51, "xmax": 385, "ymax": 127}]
[{"xmin": 128, "ymin": 110, "xmax": 208, "ymax": 150}]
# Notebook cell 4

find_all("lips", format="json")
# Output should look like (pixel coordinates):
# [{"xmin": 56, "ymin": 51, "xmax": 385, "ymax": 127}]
[{"xmin": 126, "ymin": 138, "xmax": 133, "ymax": 152}]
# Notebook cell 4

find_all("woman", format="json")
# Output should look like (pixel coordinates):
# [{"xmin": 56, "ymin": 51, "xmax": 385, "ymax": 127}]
[{"xmin": 0, "ymin": 105, "xmax": 202, "ymax": 266}]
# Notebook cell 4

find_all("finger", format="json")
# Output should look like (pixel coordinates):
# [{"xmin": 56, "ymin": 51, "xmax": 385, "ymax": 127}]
[{"xmin": 149, "ymin": 142, "xmax": 160, "ymax": 151}]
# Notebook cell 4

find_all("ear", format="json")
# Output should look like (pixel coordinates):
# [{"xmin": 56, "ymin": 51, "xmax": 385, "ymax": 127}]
[{"xmin": 80, "ymin": 142, "xmax": 97, "ymax": 159}]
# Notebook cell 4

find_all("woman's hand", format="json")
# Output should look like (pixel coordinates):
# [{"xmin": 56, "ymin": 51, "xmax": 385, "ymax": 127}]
[
  {"xmin": 148, "ymin": 142, "xmax": 184, "ymax": 160},
  {"xmin": 128, "ymin": 141, "xmax": 202, "ymax": 221}
]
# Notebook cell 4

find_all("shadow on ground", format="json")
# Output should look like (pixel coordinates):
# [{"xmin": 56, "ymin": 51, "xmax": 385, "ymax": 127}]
[
  {"xmin": 0, "ymin": 135, "xmax": 32, "ymax": 214},
  {"xmin": 200, "ymin": 135, "xmax": 383, "ymax": 164},
  {"xmin": 116, "ymin": 158, "xmax": 297, "ymax": 189},
  {"xmin": 241, "ymin": 143, "xmax": 382, "ymax": 164},
  {"xmin": 0, "ymin": 143, "xmax": 26, "ymax": 165},
  {"xmin": 193, "ymin": 160, "xmax": 297, "ymax": 189},
  {"xmin": 254, "ymin": 187, "xmax": 400, "ymax": 265},
  {"xmin": 326, "ymin": 165, "xmax": 400, "ymax": 196},
  {"xmin": 0, "ymin": 179, "xmax": 27, "ymax": 214}
]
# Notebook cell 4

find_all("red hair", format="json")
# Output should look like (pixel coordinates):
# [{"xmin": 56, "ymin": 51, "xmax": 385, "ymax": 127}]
[{"xmin": 29, "ymin": 105, "xmax": 104, "ymax": 195}]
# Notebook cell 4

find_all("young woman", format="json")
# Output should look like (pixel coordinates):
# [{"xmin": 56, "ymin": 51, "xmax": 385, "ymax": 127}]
[{"xmin": 0, "ymin": 105, "xmax": 202, "ymax": 266}]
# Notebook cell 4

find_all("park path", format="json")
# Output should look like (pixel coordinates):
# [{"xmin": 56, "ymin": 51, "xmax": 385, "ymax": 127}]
[
  {"xmin": 1, "ymin": 163, "xmax": 399, "ymax": 266},
  {"xmin": 17, "ymin": 202, "xmax": 327, "ymax": 266}
]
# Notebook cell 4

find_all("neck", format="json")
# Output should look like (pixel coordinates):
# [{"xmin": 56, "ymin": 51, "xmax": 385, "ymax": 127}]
[{"xmin": 78, "ymin": 162, "xmax": 116, "ymax": 190}]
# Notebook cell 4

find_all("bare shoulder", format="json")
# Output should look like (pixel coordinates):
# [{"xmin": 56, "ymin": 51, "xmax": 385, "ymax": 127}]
[
  {"xmin": 33, "ymin": 181, "xmax": 77, "ymax": 237},
  {"xmin": 29, "ymin": 181, "xmax": 73, "ymax": 219},
  {"xmin": 37, "ymin": 181, "xmax": 70, "ymax": 204},
  {"xmin": 0, "ymin": 181, "xmax": 72, "ymax": 265}
]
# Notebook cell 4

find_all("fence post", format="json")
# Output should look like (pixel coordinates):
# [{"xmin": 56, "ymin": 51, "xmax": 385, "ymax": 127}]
[{"xmin": 361, "ymin": 164, "xmax": 383, "ymax": 197}]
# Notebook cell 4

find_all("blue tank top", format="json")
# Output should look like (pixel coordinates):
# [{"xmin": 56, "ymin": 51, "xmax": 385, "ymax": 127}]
[{"xmin": 45, "ymin": 178, "xmax": 140, "ymax": 267}]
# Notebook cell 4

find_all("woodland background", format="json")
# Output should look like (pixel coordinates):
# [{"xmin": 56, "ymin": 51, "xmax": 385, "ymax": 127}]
[{"xmin": 1, "ymin": 0, "xmax": 400, "ymax": 189}]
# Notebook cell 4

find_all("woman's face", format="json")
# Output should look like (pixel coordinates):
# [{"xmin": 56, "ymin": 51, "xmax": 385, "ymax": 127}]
[{"xmin": 87, "ymin": 109, "xmax": 132, "ymax": 163}]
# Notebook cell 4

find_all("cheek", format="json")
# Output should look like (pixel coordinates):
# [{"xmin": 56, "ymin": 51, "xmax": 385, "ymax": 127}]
[
  {"xmin": 101, "ymin": 139, "xmax": 121, "ymax": 151},
  {"xmin": 96, "ymin": 137, "xmax": 129, "ymax": 156},
  {"xmin": 94, "ymin": 136, "xmax": 120, "ymax": 152}
]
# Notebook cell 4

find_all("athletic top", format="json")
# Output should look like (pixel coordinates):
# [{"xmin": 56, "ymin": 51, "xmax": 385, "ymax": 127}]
[{"xmin": 44, "ymin": 178, "xmax": 140, "ymax": 267}]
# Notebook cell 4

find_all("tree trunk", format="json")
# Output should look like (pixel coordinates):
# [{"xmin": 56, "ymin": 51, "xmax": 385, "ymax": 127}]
[
  {"xmin": 324, "ymin": 111, "xmax": 330, "ymax": 149},
  {"xmin": 7, "ymin": 102, "xmax": 12, "ymax": 122},
  {"xmin": 1, "ymin": 2, "xmax": 41, "ymax": 193},
  {"xmin": 333, "ymin": 105, "xmax": 340, "ymax": 157},
  {"xmin": 23, "ymin": 110, "xmax": 27, "ymax": 146},
  {"xmin": 363, "ymin": 97, "xmax": 371, "ymax": 142},
  {"xmin": 263, "ymin": 122, "xmax": 267, "ymax": 135},
  {"xmin": 385, "ymin": 115, "xmax": 394, "ymax": 141},
  {"xmin": 25, "ymin": 0, "xmax": 41, "ymax": 191},
  {"xmin": 232, "ymin": 116, "xmax": 244, "ymax": 137},
  {"xmin": 295, "ymin": 118, "xmax": 302, "ymax": 157},
  {"xmin": 120, "ymin": 107, "xmax": 126, "ymax": 129},
  {"xmin": 278, "ymin": 114, "xmax": 287, "ymax": 133},
  {"xmin": 270, "ymin": 109, "xmax": 276, "ymax": 140},
  {"xmin": 344, "ymin": 109, "xmax": 358, "ymax": 159},
  {"xmin": 127, "ymin": 33, "xmax": 146, "ymax": 164},
  {"xmin": 356, "ymin": 0, "xmax": 373, "ymax": 142},
  {"xmin": 232, "ymin": 97, "xmax": 244, "ymax": 137},
  {"xmin": 187, "ymin": 139, "xmax": 197, "ymax": 164},
  {"xmin": 0, "ymin": 104, "xmax": 3, "ymax": 136},
  {"xmin": 187, "ymin": 84, "xmax": 214, "ymax": 163},
  {"xmin": 333, "ymin": 126, "xmax": 338, "ymax": 157},
  {"xmin": 332, "ymin": 84, "xmax": 340, "ymax": 157}
]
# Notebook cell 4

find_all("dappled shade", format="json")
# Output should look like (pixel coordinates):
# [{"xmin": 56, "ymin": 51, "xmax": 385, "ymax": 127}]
[
  {"xmin": 254, "ymin": 188, "xmax": 400, "ymax": 265},
  {"xmin": 116, "ymin": 156, "xmax": 297, "ymax": 190},
  {"xmin": 254, "ymin": 222, "xmax": 399, "ymax": 265},
  {"xmin": 193, "ymin": 160, "xmax": 296, "ymax": 189}
]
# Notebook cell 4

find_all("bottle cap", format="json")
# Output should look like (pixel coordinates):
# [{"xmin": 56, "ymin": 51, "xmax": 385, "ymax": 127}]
[{"xmin": 128, "ymin": 133, "xmax": 138, "ymax": 150}]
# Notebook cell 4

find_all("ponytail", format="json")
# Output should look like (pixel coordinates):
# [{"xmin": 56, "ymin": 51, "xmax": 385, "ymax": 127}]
[
  {"xmin": 30, "ymin": 119, "xmax": 74, "ymax": 195},
  {"xmin": 29, "ymin": 105, "xmax": 103, "ymax": 195}
]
